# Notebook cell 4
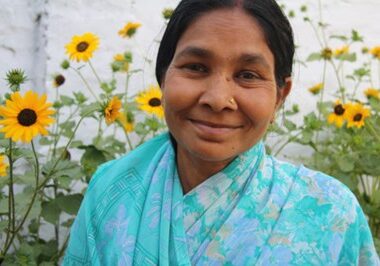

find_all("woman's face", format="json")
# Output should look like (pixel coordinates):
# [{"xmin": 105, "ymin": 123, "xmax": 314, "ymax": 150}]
[{"xmin": 162, "ymin": 8, "xmax": 290, "ymax": 164}]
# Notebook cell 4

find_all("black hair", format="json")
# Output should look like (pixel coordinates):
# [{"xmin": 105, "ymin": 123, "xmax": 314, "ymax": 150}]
[{"xmin": 155, "ymin": 0, "xmax": 294, "ymax": 88}]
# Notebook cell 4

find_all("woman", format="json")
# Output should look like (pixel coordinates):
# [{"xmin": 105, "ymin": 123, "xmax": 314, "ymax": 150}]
[{"xmin": 63, "ymin": 0, "xmax": 379, "ymax": 265}]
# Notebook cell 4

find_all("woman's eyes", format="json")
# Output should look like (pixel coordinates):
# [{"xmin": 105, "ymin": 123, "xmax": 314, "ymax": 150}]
[
  {"xmin": 180, "ymin": 64, "xmax": 261, "ymax": 82},
  {"xmin": 235, "ymin": 71, "xmax": 260, "ymax": 81},
  {"xmin": 182, "ymin": 63, "xmax": 208, "ymax": 73}
]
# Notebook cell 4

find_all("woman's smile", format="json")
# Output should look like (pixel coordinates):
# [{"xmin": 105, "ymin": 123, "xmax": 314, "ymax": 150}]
[{"xmin": 189, "ymin": 118, "xmax": 242, "ymax": 139}]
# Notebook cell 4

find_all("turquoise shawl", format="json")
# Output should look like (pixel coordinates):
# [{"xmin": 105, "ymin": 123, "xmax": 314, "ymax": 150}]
[{"xmin": 63, "ymin": 133, "xmax": 379, "ymax": 265}]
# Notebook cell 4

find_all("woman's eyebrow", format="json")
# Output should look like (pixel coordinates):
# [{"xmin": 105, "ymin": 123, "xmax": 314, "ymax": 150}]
[
  {"xmin": 238, "ymin": 53, "xmax": 271, "ymax": 69},
  {"xmin": 174, "ymin": 46, "xmax": 213, "ymax": 60}
]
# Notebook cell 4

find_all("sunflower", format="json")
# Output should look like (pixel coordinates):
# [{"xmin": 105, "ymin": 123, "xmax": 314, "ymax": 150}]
[
  {"xmin": 118, "ymin": 22, "xmax": 141, "ymax": 38},
  {"xmin": 112, "ymin": 53, "xmax": 130, "ymax": 72},
  {"xmin": 308, "ymin": 83, "xmax": 324, "ymax": 95},
  {"xmin": 321, "ymin": 47, "xmax": 333, "ymax": 60},
  {"xmin": 65, "ymin": 32, "xmax": 99, "ymax": 62},
  {"xmin": 370, "ymin": 46, "xmax": 380, "ymax": 59},
  {"xmin": 345, "ymin": 103, "xmax": 371, "ymax": 129},
  {"xmin": 334, "ymin": 45, "xmax": 349, "ymax": 57},
  {"xmin": 117, "ymin": 112, "xmax": 134, "ymax": 133},
  {"xmin": 104, "ymin": 96, "xmax": 122, "ymax": 125},
  {"xmin": 0, "ymin": 155, "xmax": 8, "ymax": 177},
  {"xmin": 53, "ymin": 74, "xmax": 65, "ymax": 88},
  {"xmin": 327, "ymin": 100, "xmax": 349, "ymax": 128},
  {"xmin": 364, "ymin": 88, "xmax": 380, "ymax": 100},
  {"xmin": 0, "ymin": 90, "xmax": 55, "ymax": 143},
  {"xmin": 136, "ymin": 85, "xmax": 164, "ymax": 119}
]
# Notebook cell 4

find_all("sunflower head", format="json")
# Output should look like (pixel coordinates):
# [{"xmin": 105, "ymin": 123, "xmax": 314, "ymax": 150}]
[
  {"xmin": 321, "ymin": 47, "xmax": 333, "ymax": 60},
  {"xmin": 0, "ymin": 155, "xmax": 8, "ymax": 177},
  {"xmin": 162, "ymin": 8, "xmax": 174, "ymax": 20},
  {"xmin": 103, "ymin": 96, "xmax": 122, "ymax": 125},
  {"xmin": 53, "ymin": 74, "xmax": 65, "ymax": 88},
  {"xmin": 135, "ymin": 85, "xmax": 164, "ymax": 119},
  {"xmin": 111, "ymin": 52, "xmax": 132, "ymax": 73},
  {"xmin": 370, "ymin": 46, "xmax": 380, "ymax": 60},
  {"xmin": 5, "ymin": 69, "xmax": 27, "ymax": 92},
  {"xmin": 327, "ymin": 100, "xmax": 349, "ymax": 128},
  {"xmin": 334, "ymin": 45, "xmax": 349, "ymax": 57},
  {"xmin": 345, "ymin": 103, "xmax": 371, "ymax": 129},
  {"xmin": 65, "ymin": 32, "xmax": 99, "ymax": 62},
  {"xmin": 364, "ymin": 88, "xmax": 380, "ymax": 100},
  {"xmin": 0, "ymin": 90, "xmax": 55, "ymax": 143},
  {"xmin": 117, "ymin": 111, "xmax": 134, "ymax": 133},
  {"xmin": 308, "ymin": 83, "xmax": 324, "ymax": 95},
  {"xmin": 118, "ymin": 22, "xmax": 141, "ymax": 38}
]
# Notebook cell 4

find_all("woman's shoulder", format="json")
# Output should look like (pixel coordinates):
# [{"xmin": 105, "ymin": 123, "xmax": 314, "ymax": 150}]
[
  {"xmin": 86, "ymin": 133, "xmax": 171, "ymax": 194},
  {"xmin": 272, "ymin": 156, "xmax": 356, "ymax": 203}
]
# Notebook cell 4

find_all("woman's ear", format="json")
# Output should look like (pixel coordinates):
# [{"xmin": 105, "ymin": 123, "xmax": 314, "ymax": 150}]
[{"xmin": 275, "ymin": 77, "xmax": 292, "ymax": 110}]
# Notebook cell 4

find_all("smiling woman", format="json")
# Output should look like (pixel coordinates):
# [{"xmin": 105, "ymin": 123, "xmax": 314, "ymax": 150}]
[{"xmin": 63, "ymin": 0, "xmax": 379, "ymax": 265}]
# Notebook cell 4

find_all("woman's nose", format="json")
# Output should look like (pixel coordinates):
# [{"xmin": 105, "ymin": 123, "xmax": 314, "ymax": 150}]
[{"xmin": 198, "ymin": 74, "xmax": 238, "ymax": 112}]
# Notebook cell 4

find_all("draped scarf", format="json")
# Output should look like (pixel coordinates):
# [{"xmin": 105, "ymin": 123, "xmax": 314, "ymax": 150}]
[{"xmin": 63, "ymin": 133, "xmax": 380, "ymax": 265}]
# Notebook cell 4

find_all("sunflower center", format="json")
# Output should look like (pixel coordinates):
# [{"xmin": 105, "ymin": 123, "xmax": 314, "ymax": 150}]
[
  {"xmin": 55, "ymin": 75, "xmax": 65, "ymax": 86},
  {"xmin": 76, "ymin": 41, "xmax": 89, "ymax": 52},
  {"xmin": 17, "ymin": 109, "xmax": 37, "ymax": 126},
  {"xmin": 149, "ymin": 98, "xmax": 161, "ymax": 107},
  {"xmin": 334, "ymin": 104, "xmax": 345, "ymax": 115},
  {"xmin": 353, "ymin": 113, "xmax": 363, "ymax": 122}
]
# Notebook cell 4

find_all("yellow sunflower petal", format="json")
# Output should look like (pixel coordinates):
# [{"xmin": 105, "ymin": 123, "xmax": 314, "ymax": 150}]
[{"xmin": 0, "ymin": 90, "xmax": 55, "ymax": 143}]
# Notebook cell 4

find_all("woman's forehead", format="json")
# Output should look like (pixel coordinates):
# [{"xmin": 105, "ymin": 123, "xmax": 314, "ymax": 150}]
[{"xmin": 173, "ymin": 8, "xmax": 274, "ymax": 65}]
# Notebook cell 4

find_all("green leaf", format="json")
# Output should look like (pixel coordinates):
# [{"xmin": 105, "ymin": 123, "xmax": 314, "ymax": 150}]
[
  {"xmin": 79, "ymin": 145, "xmax": 107, "ymax": 179},
  {"xmin": 306, "ymin": 52, "xmax": 322, "ymax": 62},
  {"xmin": 298, "ymin": 130, "xmax": 313, "ymax": 144},
  {"xmin": 42, "ymin": 159, "xmax": 83, "ymax": 181},
  {"xmin": 55, "ymin": 193, "xmax": 83, "ymax": 215},
  {"xmin": 59, "ymin": 120, "xmax": 76, "ymax": 138},
  {"xmin": 39, "ymin": 136, "xmax": 54, "ymax": 145},
  {"xmin": 57, "ymin": 175, "xmax": 73, "ymax": 189},
  {"xmin": 338, "ymin": 53, "xmax": 356, "ymax": 62},
  {"xmin": 69, "ymin": 140, "xmax": 84, "ymax": 148},
  {"xmin": 12, "ymin": 147, "xmax": 35, "ymax": 164},
  {"xmin": 354, "ymin": 67, "xmax": 370, "ymax": 78},
  {"xmin": 337, "ymin": 157, "xmax": 355, "ymax": 172},
  {"xmin": 284, "ymin": 119, "xmax": 297, "ymax": 131},
  {"xmin": 60, "ymin": 95, "xmax": 75, "ymax": 106},
  {"xmin": 134, "ymin": 122, "xmax": 149, "ymax": 135},
  {"xmin": 74, "ymin": 91, "xmax": 88, "ymax": 104},
  {"xmin": 13, "ymin": 170, "xmax": 35, "ymax": 186},
  {"xmin": 41, "ymin": 200, "xmax": 61, "ymax": 224},
  {"xmin": 330, "ymin": 34, "xmax": 348, "ymax": 41},
  {"xmin": 351, "ymin": 29, "xmax": 363, "ymax": 42},
  {"xmin": 80, "ymin": 102, "xmax": 101, "ymax": 117},
  {"xmin": 0, "ymin": 220, "xmax": 7, "ymax": 233}
]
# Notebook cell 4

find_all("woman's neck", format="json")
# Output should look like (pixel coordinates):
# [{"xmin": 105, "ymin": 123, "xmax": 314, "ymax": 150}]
[{"xmin": 176, "ymin": 147, "xmax": 232, "ymax": 194}]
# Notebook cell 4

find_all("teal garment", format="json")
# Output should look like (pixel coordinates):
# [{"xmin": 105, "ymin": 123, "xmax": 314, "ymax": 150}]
[{"xmin": 63, "ymin": 133, "xmax": 379, "ymax": 265}]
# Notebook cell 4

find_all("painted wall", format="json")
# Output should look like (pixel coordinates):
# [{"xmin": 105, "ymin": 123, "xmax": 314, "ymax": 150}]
[{"xmin": 1, "ymin": 0, "xmax": 379, "ymax": 109}]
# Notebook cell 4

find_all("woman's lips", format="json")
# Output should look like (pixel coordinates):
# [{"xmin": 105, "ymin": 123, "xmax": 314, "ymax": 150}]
[{"xmin": 189, "ymin": 119, "xmax": 241, "ymax": 135}]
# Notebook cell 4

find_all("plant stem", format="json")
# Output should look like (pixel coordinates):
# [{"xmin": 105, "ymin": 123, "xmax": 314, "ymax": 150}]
[
  {"xmin": 2, "ymin": 140, "xmax": 14, "ymax": 255},
  {"xmin": 366, "ymin": 120, "xmax": 380, "ymax": 142},
  {"xmin": 274, "ymin": 130, "xmax": 303, "ymax": 157},
  {"xmin": 1, "ymin": 140, "xmax": 40, "ymax": 257},
  {"xmin": 88, "ymin": 60, "xmax": 102, "ymax": 86},
  {"xmin": 71, "ymin": 67, "xmax": 100, "ymax": 102},
  {"xmin": 37, "ymin": 113, "xmax": 90, "ymax": 190}
]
